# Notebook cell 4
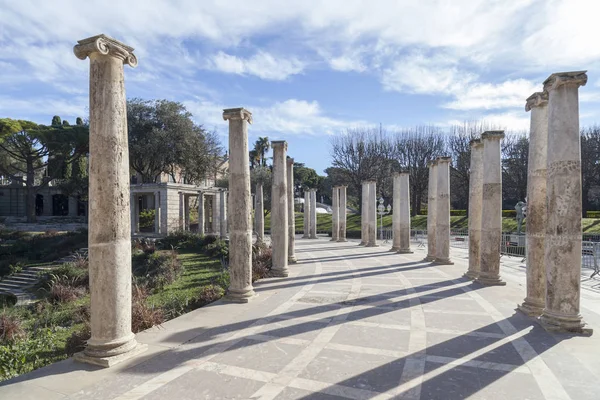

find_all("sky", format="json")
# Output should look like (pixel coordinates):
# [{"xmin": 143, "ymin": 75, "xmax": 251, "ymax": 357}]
[{"xmin": 2, "ymin": 0, "xmax": 600, "ymax": 174}]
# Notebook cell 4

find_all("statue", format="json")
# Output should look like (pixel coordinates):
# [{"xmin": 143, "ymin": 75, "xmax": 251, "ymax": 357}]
[{"xmin": 515, "ymin": 200, "xmax": 526, "ymax": 234}]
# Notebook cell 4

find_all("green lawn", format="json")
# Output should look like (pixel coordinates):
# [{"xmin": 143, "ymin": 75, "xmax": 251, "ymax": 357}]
[{"xmin": 264, "ymin": 213, "xmax": 600, "ymax": 234}]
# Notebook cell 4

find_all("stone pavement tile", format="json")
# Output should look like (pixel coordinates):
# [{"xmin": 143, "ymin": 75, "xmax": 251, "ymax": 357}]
[
  {"xmin": 299, "ymin": 292, "xmax": 350, "ymax": 306},
  {"xmin": 357, "ymin": 286, "xmax": 408, "ymax": 296},
  {"xmin": 0, "ymin": 382, "xmax": 66, "ymax": 400},
  {"xmin": 424, "ymin": 310, "xmax": 504, "ymax": 334},
  {"xmin": 426, "ymin": 332, "xmax": 524, "ymax": 366},
  {"xmin": 254, "ymin": 318, "xmax": 328, "ymax": 341},
  {"xmin": 283, "ymin": 302, "xmax": 344, "ymax": 320},
  {"xmin": 420, "ymin": 297, "xmax": 488, "ymax": 313},
  {"xmin": 274, "ymin": 387, "xmax": 348, "ymax": 400},
  {"xmin": 330, "ymin": 324, "xmax": 411, "ymax": 352},
  {"xmin": 141, "ymin": 368, "xmax": 265, "ymax": 400},
  {"xmin": 344, "ymin": 304, "xmax": 411, "ymax": 325},
  {"xmin": 298, "ymin": 347, "xmax": 405, "ymax": 393},
  {"xmin": 210, "ymin": 338, "xmax": 304, "ymax": 373},
  {"xmin": 311, "ymin": 283, "xmax": 354, "ymax": 293},
  {"xmin": 419, "ymin": 361, "xmax": 545, "ymax": 400}
]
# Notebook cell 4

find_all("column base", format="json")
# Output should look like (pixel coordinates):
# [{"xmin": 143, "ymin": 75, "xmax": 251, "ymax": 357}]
[
  {"xmin": 463, "ymin": 271, "xmax": 478, "ymax": 280},
  {"xmin": 302, "ymin": 235, "xmax": 310, "ymax": 239},
  {"xmin": 389, "ymin": 246, "xmax": 401, "ymax": 252},
  {"xmin": 397, "ymin": 249, "xmax": 414, "ymax": 254},
  {"xmin": 539, "ymin": 309, "xmax": 593, "ymax": 335},
  {"xmin": 330, "ymin": 237, "xmax": 339, "ymax": 242},
  {"xmin": 424, "ymin": 255, "xmax": 436, "ymax": 262},
  {"xmin": 365, "ymin": 243, "xmax": 379, "ymax": 247},
  {"xmin": 337, "ymin": 239, "xmax": 348, "ymax": 243},
  {"xmin": 309, "ymin": 235, "xmax": 318, "ymax": 239},
  {"xmin": 74, "ymin": 340, "xmax": 147, "ymax": 368},
  {"xmin": 358, "ymin": 241, "xmax": 366, "ymax": 246},
  {"xmin": 270, "ymin": 267, "xmax": 290, "ymax": 277},
  {"xmin": 434, "ymin": 258, "xmax": 454, "ymax": 265},
  {"xmin": 517, "ymin": 300, "xmax": 544, "ymax": 318},
  {"xmin": 224, "ymin": 287, "xmax": 257, "ymax": 303},
  {"xmin": 288, "ymin": 256, "xmax": 297, "ymax": 264},
  {"xmin": 475, "ymin": 274, "xmax": 506, "ymax": 286}
]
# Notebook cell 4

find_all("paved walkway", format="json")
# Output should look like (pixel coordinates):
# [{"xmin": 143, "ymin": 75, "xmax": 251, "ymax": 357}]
[{"xmin": 2, "ymin": 237, "xmax": 600, "ymax": 399}]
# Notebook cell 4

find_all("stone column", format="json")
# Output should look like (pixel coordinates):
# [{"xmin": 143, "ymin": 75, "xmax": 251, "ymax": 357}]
[
  {"xmin": 391, "ymin": 174, "xmax": 402, "ymax": 251},
  {"xmin": 184, "ymin": 194, "xmax": 190, "ymax": 231},
  {"xmin": 309, "ymin": 189, "xmax": 317, "ymax": 238},
  {"xmin": 178, "ymin": 192, "xmax": 184, "ymax": 231},
  {"xmin": 398, "ymin": 173, "xmax": 412, "ymax": 253},
  {"xmin": 540, "ymin": 71, "xmax": 590, "ymax": 333},
  {"xmin": 287, "ymin": 158, "xmax": 297, "ymax": 263},
  {"xmin": 154, "ymin": 191, "xmax": 161, "ymax": 234},
  {"xmin": 271, "ymin": 141, "xmax": 289, "ymax": 276},
  {"xmin": 222, "ymin": 108, "xmax": 255, "ymax": 302},
  {"xmin": 255, "ymin": 183, "xmax": 264, "ymax": 243},
  {"xmin": 519, "ymin": 92, "xmax": 549, "ymax": 316},
  {"xmin": 476, "ymin": 132, "xmax": 504, "ymax": 285},
  {"xmin": 303, "ymin": 190, "xmax": 310, "ymax": 238},
  {"xmin": 465, "ymin": 139, "xmax": 484, "ymax": 279},
  {"xmin": 425, "ymin": 161, "xmax": 437, "ymax": 261},
  {"xmin": 73, "ymin": 34, "xmax": 145, "ymax": 366},
  {"xmin": 367, "ymin": 181, "xmax": 378, "ymax": 247},
  {"xmin": 198, "ymin": 192, "xmax": 205, "ymax": 235},
  {"xmin": 331, "ymin": 186, "xmax": 340, "ymax": 241},
  {"xmin": 338, "ymin": 186, "xmax": 347, "ymax": 242},
  {"xmin": 219, "ymin": 190, "xmax": 227, "ymax": 238},
  {"xmin": 212, "ymin": 193, "xmax": 220, "ymax": 236},
  {"xmin": 360, "ymin": 181, "xmax": 369, "ymax": 245},
  {"xmin": 435, "ymin": 157, "xmax": 453, "ymax": 264}
]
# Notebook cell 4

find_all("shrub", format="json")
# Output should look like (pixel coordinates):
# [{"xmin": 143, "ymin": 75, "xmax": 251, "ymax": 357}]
[
  {"xmin": 252, "ymin": 243, "xmax": 272, "ymax": 282},
  {"xmin": 65, "ymin": 323, "xmax": 90, "ymax": 356},
  {"xmin": 9, "ymin": 262, "xmax": 24, "ymax": 276},
  {"xmin": 450, "ymin": 210, "xmax": 467, "ymax": 216},
  {"xmin": 502, "ymin": 210, "xmax": 517, "ymax": 218},
  {"xmin": 0, "ymin": 313, "xmax": 26, "ymax": 344},
  {"xmin": 0, "ymin": 328, "xmax": 60, "ymax": 381},
  {"xmin": 48, "ymin": 280, "xmax": 87, "ymax": 303},
  {"xmin": 586, "ymin": 211, "xmax": 600, "ymax": 218},
  {"xmin": 131, "ymin": 285, "xmax": 164, "ymax": 333},
  {"xmin": 132, "ymin": 250, "xmax": 182, "ymax": 291},
  {"xmin": 212, "ymin": 271, "xmax": 230, "ymax": 290},
  {"xmin": 139, "ymin": 209, "xmax": 156, "ymax": 229},
  {"xmin": 205, "ymin": 239, "xmax": 229, "ymax": 259}
]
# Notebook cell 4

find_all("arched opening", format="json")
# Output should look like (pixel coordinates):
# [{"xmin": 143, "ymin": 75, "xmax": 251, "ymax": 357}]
[{"xmin": 52, "ymin": 194, "xmax": 69, "ymax": 216}]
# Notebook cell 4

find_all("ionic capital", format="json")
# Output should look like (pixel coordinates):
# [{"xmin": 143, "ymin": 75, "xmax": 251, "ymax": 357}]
[
  {"xmin": 74, "ymin": 34, "xmax": 137, "ymax": 67},
  {"xmin": 223, "ymin": 108, "xmax": 253, "ymax": 124},
  {"xmin": 271, "ymin": 140, "xmax": 288, "ymax": 151},
  {"xmin": 286, "ymin": 157, "xmax": 294, "ymax": 165},
  {"xmin": 481, "ymin": 131, "xmax": 505, "ymax": 141},
  {"xmin": 543, "ymin": 71, "xmax": 587, "ymax": 92},
  {"xmin": 525, "ymin": 91, "xmax": 549, "ymax": 112}
]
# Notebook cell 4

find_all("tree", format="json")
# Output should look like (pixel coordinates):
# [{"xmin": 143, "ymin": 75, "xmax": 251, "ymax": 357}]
[
  {"xmin": 0, "ymin": 118, "xmax": 88, "ymax": 222},
  {"xmin": 51, "ymin": 115, "xmax": 62, "ymax": 126},
  {"xmin": 127, "ymin": 98, "xmax": 223, "ymax": 184},
  {"xmin": 254, "ymin": 137, "xmax": 270, "ymax": 167},
  {"xmin": 501, "ymin": 133, "xmax": 529, "ymax": 209},
  {"xmin": 393, "ymin": 126, "xmax": 446, "ymax": 216},
  {"xmin": 581, "ymin": 126, "xmax": 600, "ymax": 216}
]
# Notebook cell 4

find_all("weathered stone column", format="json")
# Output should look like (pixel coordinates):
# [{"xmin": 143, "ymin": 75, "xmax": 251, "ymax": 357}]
[
  {"xmin": 223, "ymin": 108, "xmax": 255, "ymax": 302},
  {"xmin": 287, "ymin": 158, "xmax": 297, "ymax": 263},
  {"xmin": 391, "ymin": 173, "xmax": 402, "ymax": 251},
  {"xmin": 303, "ymin": 190, "xmax": 310, "ymax": 238},
  {"xmin": 178, "ymin": 192, "xmax": 184, "ymax": 230},
  {"xmin": 540, "ymin": 71, "xmax": 590, "ymax": 333},
  {"xmin": 331, "ymin": 186, "xmax": 340, "ymax": 241},
  {"xmin": 309, "ymin": 189, "xmax": 318, "ymax": 239},
  {"xmin": 425, "ymin": 161, "xmax": 437, "ymax": 261},
  {"xmin": 73, "ymin": 34, "xmax": 145, "ymax": 366},
  {"xmin": 465, "ymin": 139, "xmax": 484, "ymax": 279},
  {"xmin": 271, "ymin": 141, "xmax": 289, "ymax": 276},
  {"xmin": 184, "ymin": 194, "xmax": 190, "ymax": 231},
  {"xmin": 519, "ymin": 92, "xmax": 549, "ymax": 316},
  {"xmin": 212, "ymin": 193, "xmax": 220, "ymax": 236},
  {"xmin": 435, "ymin": 157, "xmax": 453, "ymax": 264},
  {"xmin": 359, "ymin": 182, "xmax": 369, "ymax": 245},
  {"xmin": 398, "ymin": 172, "xmax": 412, "ymax": 253},
  {"xmin": 367, "ymin": 181, "xmax": 378, "ymax": 247},
  {"xmin": 198, "ymin": 192, "xmax": 205, "ymax": 235},
  {"xmin": 130, "ymin": 193, "xmax": 137, "ymax": 235},
  {"xmin": 338, "ymin": 186, "xmax": 347, "ymax": 242},
  {"xmin": 154, "ymin": 191, "xmax": 161, "ymax": 234},
  {"xmin": 255, "ymin": 183, "xmax": 264, "ymax": 243},
  {"xmin": 476, "ymin": 132, "xmax": 504, "ymax": 285},
  {"xmin": 219, "ymin": 190, "xmax": 227, "ymax": 238}
]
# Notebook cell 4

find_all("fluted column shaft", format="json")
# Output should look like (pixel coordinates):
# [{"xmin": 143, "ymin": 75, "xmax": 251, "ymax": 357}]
[
  {"xmin": 339, "ymin": 186, "xmax": 347, "ymax": 242},
  {"xmin": 466, "ymin": 140, "xmax": 483, "ymax": 279},
  {"xmin": 435, "ymin": 158, "xmax": 452, "ymax": 264},
  {"xmin": 476, "ymin": 132, "xmax": 504, "ymax": 285},
  {"xmin": 287, "ymin": 158, "xmax": 297, "ymax": 263},
  {"xmin": 271, "ymin": 141, "xmax": 289, "ymax": 276},
  {"xmin": 223, "ymin": 108, "xmax": 255, "ymax": 302},
  {"xmin": 367, "ymin": 181, "xmax": 378, "ymax": 247},
  {"xmin": 310, "ymin": 189, "xmax": 317, "ymax": 239},
  {"xmin": 398, "ymin": 173, "xmax": 412, "ymax": 253},
  {"xmin": 519, "ymin": 92, "xmax": 549, "ymax": 316},
  {"xmin": 255, "ymin": 184, "xmax": 264, "ymax": 242},
  {"xmin": 303, "ymin": 190, "xmax": 310, "ymax": 238},
  {"xmin": 425, "ymin": 162, "xmax": 437, "ymax": 261},
  {"xmin": 360, "ymin": 182, "xmax": 369, "ymax": 245},
  {"xmin": 331, "ymin": 187, "xmax": 340, "ymax": 241},
  {"xmin": 73, "ymin": 34, "xmax": 144, "ymax": 366},
  {"xmin": 198, "ymin": 192, "xmax": 205, "ymax": 236},
  {"xmin": 540, "ymin": 71, "xmax": 589, "ymax": 333}
]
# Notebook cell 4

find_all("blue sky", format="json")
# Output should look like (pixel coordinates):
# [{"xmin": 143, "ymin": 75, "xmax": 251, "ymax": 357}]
[{"xmin": 2, "ymin": 0, "xmax": 600, "ymax": 174}]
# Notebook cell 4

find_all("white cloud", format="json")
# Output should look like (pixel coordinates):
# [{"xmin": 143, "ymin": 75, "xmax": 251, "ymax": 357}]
[
  {"xmin": 443, "ymin": 79, "xmax": 539, "ymax": 110},
  {"xmin": 0, "ymin": 96, "xmax": 88, "ymax": 122},
  {"xmin": 206, "ymin": 51, "xmax": 305, "ymax": 80},
  {"xmin": 447, "ymin": 111, "xmax": 530, "ymax": 132}
]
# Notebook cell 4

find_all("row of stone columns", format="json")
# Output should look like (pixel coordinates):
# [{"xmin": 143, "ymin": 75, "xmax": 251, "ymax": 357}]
[
  {"xmin": 518, "ymin": 71, "xmax": 590, "ymax": 334},
  {"xmin": 425, "ymin": 158, "xmax": 453, "ymax": 264},
  {"xmin": 330, "ymin": 186, "xmax": 347, "ymax": 242},
  {"xmin": 194, "ymin": 191, "xmax": 227, "ymax": 238}
]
